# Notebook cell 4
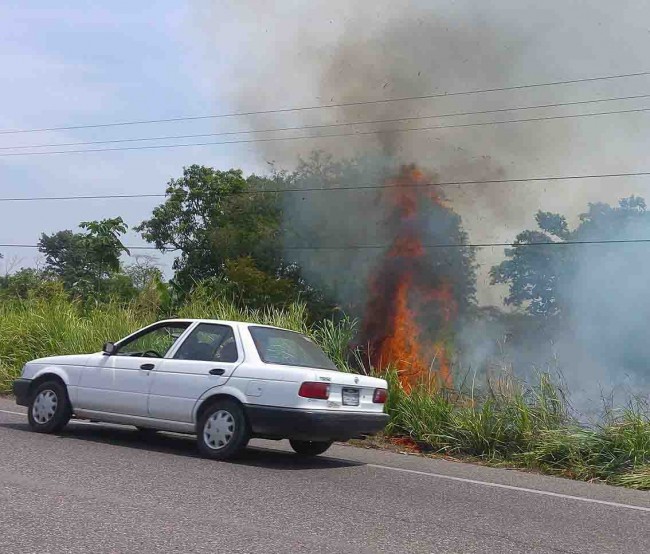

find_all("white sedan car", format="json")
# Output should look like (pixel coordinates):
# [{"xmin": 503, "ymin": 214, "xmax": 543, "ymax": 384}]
[{"xmin": 12, "ymin": 319, "xmax": 389, "ymax": 460}]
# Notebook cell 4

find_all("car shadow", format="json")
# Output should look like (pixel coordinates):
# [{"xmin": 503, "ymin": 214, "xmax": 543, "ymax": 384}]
[{"xmin": 1, "ymin": 419, "xmax": 363, "ymax": 471}]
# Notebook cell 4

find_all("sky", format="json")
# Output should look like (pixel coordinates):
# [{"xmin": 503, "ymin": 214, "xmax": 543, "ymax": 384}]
[{"xmin": 2, "ymin": 0, "xmax": 650, "ymax": 306}]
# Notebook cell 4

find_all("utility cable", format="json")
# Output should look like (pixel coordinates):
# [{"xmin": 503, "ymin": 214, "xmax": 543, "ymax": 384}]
[
  {"xmin": 3, "ymin": 170, "xmax": 650, "ymax": 202},
  {"xmin": 2, "ymin": 70, "xmax": 649, "ymax": 135},
  {"xmin": 2, "ymin": 93, "xmax": 649, "ymax": 151},
  {"xmin": 3, "ymin": 238, "xmax": 650, "ymax": 251},
  {"xmin": 2, "ymin": 106, "xmax": 650, "ymax": 157}
]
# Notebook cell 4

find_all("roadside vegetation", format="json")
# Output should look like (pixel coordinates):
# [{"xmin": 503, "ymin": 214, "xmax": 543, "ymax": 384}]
[
  {"xmin": 385, "ymin": 370, "xmax": 650, "ymax": 490},
  {"xmin": 1, "ymin": 291, "xmax": 649, "ymax": 490}
]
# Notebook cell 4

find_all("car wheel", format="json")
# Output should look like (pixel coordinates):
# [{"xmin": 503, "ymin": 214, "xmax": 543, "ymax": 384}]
[
  {"xmin": 289, "ymin": 439, "xmax": 333, "ymax": 457},
  {"xmin": 197, "ymin": 399, "xmax": 250, "ymax": 460},
  {"xmin": 27, "ymin": 380, "xmax": 71, "ymax": 433}
]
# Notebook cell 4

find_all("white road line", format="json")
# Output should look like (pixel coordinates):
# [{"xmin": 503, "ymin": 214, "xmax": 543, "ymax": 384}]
[
  {"xmin": 0, "ymin": 409, "xmax": 25, "ymax": 416},
  {"xmin": 367, "ymin": 463, "xmax": 650, "ymax": 513},
  {"xmin": 0, "ymin": 409, "xmax": 95, "ymax": 425}
]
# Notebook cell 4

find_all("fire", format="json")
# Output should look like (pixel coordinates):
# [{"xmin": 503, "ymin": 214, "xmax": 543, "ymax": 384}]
[{"xmin": 360, "ymin": 165, "xmax": 457, "ymax": 390}]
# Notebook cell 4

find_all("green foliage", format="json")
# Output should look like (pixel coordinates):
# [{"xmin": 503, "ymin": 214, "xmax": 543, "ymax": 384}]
[
  {"xmin": 0, "ymin": 291, "xmax": 154, "ymax": 392},
  {"xmin": 0, "ymin": 268, "xmax": 58, "ymax": 299},
  {"xmin": 0, "ymin": 291, "xmax": 312, "ymax": 392},
  {"xmin": 204, "ymin": 256, "xmax": 301, "ymax": 309},
  {"xmin": 517, "ymin": 407, "xmax": 650, "ymax": 483},
  {"xmin": 385, "ymin": 372, "xmax": 567, "ymax": 457},
  {"xmin": 176, "ymin": 282, "xmax": 311, "ymax": 334},
  {"xmin": 136, "ymin": 165, "xmax": 283, "ymax": 289},
  {"xmin": 614, "ymin": 466, "xmax": 650, "ymax": 489},
  {"xmin": 136, "ymin": 165, "xmax": 330, "ymax": 317},
  {"xmin": 311, "ymin": 315, "xmax": 359, "ymax": 372},
  {"xmin": 382, "ymin": 370, "xmax": 650, "ymax": 488},
  {"xmin": 490, "ymin": 196, "xmax": 650, "ymax": 317},
  {"xmin": 123, "ymin": 258, "xmax": 164, "ymax": 291},
  {"xmin": 38, "ymin": 217, "xmax": 130, "ymax": 301}
]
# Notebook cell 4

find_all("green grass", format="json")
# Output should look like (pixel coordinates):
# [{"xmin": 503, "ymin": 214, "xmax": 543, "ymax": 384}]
[
  {"xmin": 1, "ymin": 292, "xmax": 649, "ymax": 490},
  {"xmin": 0, "ymin": 293, "xmax": 152, "ymax": 392},
  {"xmin": 0, "ymin": 291, "xmax": 349, "ymax": 391},
  {"xmin": 383, "ymin": 370, "xmax": 650, "ymax": 488}
]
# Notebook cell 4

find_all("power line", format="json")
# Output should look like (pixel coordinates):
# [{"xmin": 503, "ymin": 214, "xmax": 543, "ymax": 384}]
[
  {"xmin": 2, "ymin": 105, "xmax": 650, "ymax": 158},
  {"xmin": 0, "ymin": 243, "xmax": 160, "ymax": 251},
  {"xmin": 0, "ymin": 193, "xmax": 166, "ymax": 202},
  {"xmin": 3, "ymin": 93, "xmax": 650, "ymax": 151},
  {"xmin": 3, "ymin": 170, "xmax": 650, "ymax": 203},
  {"xmin": 2, "ymin": 238, "xmax": 650, "ymax": 251},
  {"xmin": 2, "ymin": 70, "xmax": 650, "ymax": 135},
  {"xmin": 283, "ymin": 238, "xmax": 650, "ymax": 250}
]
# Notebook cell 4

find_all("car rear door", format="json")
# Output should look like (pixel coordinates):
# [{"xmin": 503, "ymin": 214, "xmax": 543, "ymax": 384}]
[{"xmin": 148, "ymin": 323, "xmax": 243, "ymax": 423}]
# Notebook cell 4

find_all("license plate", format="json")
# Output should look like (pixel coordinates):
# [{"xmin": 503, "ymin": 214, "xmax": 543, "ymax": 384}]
[{"xmin": 342, "ymin": 387, "xmax": 360, "ymax": 406}]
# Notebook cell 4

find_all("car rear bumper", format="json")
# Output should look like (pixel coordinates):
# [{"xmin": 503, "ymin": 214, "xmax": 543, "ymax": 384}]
[
  {"xmin": 12, "ymin": 378, "xmax": 31, "ymax": 406},
  {"xmin": 245, "ymin": 404, "xmax": 389, "ymax": 441}
]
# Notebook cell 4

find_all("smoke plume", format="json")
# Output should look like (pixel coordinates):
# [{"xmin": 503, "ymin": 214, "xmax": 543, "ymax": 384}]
[{"xmin": 193, "ymin": 1, "xmax": 650, "ymax": 408}]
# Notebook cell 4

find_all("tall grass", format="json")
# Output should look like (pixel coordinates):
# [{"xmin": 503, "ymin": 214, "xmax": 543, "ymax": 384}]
[
  {"xmin": 384, "ymin": 369, "xmax": 650, "ymax": 488},
  {"xmin": 385, "ymin": 371, "xmax": 567, "ymax": 458},
  {"xmin": 0, "ymin": 293, "xmax": 153, "ymax": 391},
  {"xmin": 0, "ymin": 291, "xmax": 347, "ymax": 390},
  {"xmin": 1, "ymin": 292, "xmax": 649, "ymax": 489}
]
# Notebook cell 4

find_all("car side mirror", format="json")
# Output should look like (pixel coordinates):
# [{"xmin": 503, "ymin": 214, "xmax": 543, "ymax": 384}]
[{"xmin": 103, "ymin": 342, "xmax": 117, "ymax": 356}]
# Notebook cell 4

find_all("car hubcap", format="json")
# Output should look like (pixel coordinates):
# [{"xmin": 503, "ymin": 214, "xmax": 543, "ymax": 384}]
[
  {"xmin": 203, "ymin": 410, "xmax": 235, "ymax": 450},
  {"xmin": 32, "ymin": 390, "xmax": 58, "ymax": 424}
]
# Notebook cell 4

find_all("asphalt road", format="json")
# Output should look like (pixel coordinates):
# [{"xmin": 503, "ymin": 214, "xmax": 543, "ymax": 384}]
[{"xmin": 1, "ymin": 397, "xmax": 649, "ymax": 553}]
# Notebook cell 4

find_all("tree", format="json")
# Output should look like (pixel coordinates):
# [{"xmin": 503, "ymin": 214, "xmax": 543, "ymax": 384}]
[
  {"xmin": 0, "ymin": 268, "xmax": 57, "ymax": 299},
  {"xmin": 490, "ymin": 196, "xmax": 649, "ymax": 318},
  {"xmin": 136, "ymin": 165, "xmax": 328, "ymax": 314},
  {"xmin": 136, "ymin": 166, "xmax": 282, "ymax": 288},
  {"xmin": 123, "ymin": 256, "xmax": 164, "ymax": 291},
  {"xmin": 38, "ymin": 217, "xmax": 130, "ymax": 300}
]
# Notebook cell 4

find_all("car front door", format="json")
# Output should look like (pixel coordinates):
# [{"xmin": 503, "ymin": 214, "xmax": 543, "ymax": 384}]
[
  {"xmin": 148, "ymin": 323, "xmax": 243, "ymax": 423},
  {"xmin": 76, "ymin": 322, "xmax": 192, "ymax": 417}
]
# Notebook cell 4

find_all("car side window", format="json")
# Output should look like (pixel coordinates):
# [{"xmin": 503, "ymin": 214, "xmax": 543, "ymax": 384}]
[
  {"xmin": 116, "ymin": 323, "xmax": 191, "ymax": 358},
  {"xmin": 174, "ymin": 324, "xmax": 239, "ymax": 363}
]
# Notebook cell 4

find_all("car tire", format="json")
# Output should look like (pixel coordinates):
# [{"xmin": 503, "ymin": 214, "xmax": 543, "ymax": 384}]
[
  {"xmin": 197, "ymin": 399, "xmax": 250, "ymax": 460},
  {"xmin": 289, "ymin": 439, "xmax": 333, "ymax": 457},
  {"xmin": 27, "ymin": 380, "xmax": 72, "ymax": 433}
]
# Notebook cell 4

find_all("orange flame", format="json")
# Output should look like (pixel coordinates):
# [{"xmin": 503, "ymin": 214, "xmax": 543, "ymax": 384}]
[{"xmin": 360, "ymin": 165, "xmax": 457, "ymax": 390}]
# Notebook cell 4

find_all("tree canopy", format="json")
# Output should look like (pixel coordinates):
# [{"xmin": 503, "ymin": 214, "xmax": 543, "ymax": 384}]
[
  {"xmin": 490, "ymin": 196, "xmax": 649, "ymax": 318},
  {"xmin": 136, "ymin": 166, "xmax": 282, "ymax": 287},
  {"xmin": 38, "ymin": 216, "xmax": 130, "ymax": 300},
  {"xmin": 136, "ymin": 164, "xmax": 330, "ymax": 314}
]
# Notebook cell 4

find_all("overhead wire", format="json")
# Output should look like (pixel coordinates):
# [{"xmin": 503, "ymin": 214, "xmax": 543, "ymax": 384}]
[
  {"xmin": 2, "ymin": 92, "xmax": 650, "ymax": 151},
  {"xmin": 2, "ymin": 238, "xmax": 650, "ymax": 252},
  {"xmin": 3, "ymin": 170, "xmax": 650, "ymax": 202},
  {"xmin": 2, "ymin": 69, "xmax": 650, "ymax": 135},
  {"xmin": 2, "ymin": 105, "xmax": 650, "ymax": 157}
]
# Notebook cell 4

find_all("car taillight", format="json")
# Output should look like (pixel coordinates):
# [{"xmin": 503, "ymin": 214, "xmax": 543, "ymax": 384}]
[
  {"xmin": 373, "ymin": 388, "xmax": 388, "ymax": 404},
  {"xmin": 299, "ymin": 382, "xmax": 330, "ymax": 400}
]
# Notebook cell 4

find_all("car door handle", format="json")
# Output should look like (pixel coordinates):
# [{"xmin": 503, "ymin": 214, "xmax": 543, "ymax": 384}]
[
  {"xmin": 140, "ymin": 363, "xmax": 155, "ymax": 370},
  {"xmin": 209, "ymin": 368, "xmax": 226, "ymax": 376}
]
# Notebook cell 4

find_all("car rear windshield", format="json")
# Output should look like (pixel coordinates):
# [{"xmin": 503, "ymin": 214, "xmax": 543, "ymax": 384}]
[{"xmin": 249, "ymin": 326, "xmax": 338, "ymax": 371}]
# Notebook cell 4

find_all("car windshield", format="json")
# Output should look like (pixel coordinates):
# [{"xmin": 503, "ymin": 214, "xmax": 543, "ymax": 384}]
[{"xmin": 249, "ymin": 326, "xmax": 338, "ymax": 371}]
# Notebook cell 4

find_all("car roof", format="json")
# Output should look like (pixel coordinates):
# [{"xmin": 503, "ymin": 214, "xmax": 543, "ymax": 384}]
[{"xmin": 155, "ymin": 318, "xmax": 298, "ymax": 333}]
